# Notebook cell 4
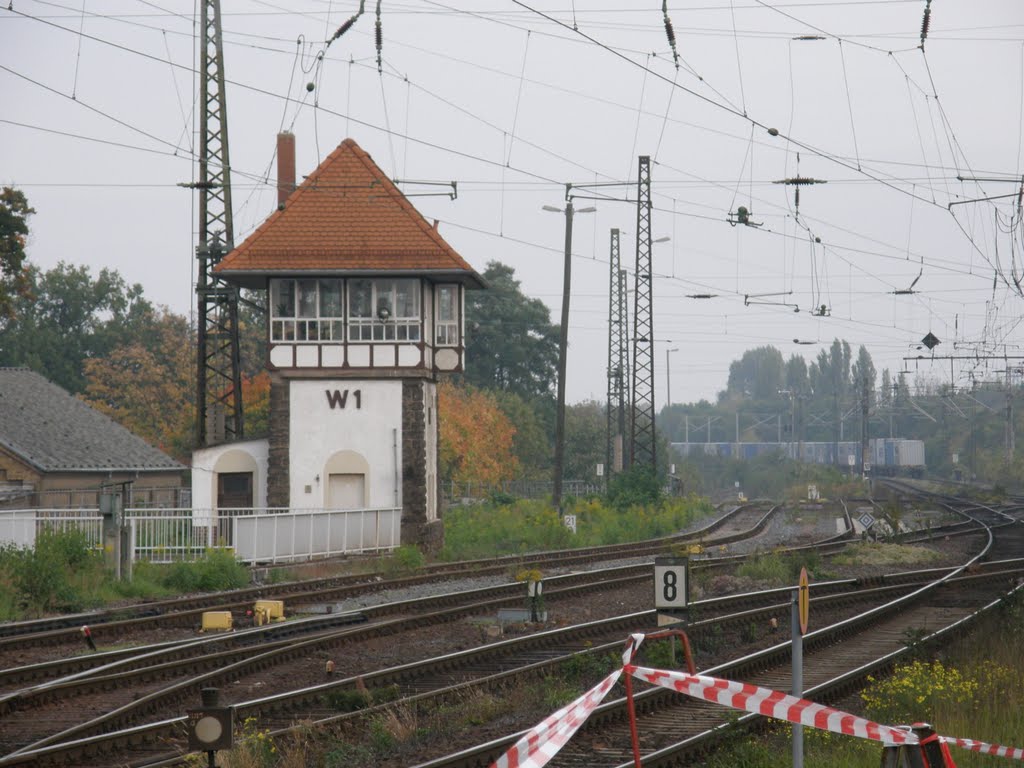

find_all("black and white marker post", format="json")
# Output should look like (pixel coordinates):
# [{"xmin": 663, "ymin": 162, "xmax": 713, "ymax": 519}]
[{"xmin": 653, "ymin": 556, "xmax": 690, "ymax": 666}]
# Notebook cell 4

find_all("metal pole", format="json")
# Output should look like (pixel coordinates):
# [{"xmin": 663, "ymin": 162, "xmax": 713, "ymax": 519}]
[
  {"xmin": 791, "ymin": 589, "xmax": 804, "ymax": 768},
  {"xmin": 552, "ymin": 201, "xmax": 574, "ymax": 514},
  {"xmin": 665, "ymin": 347, "xmax": 671, "ymax": 408}
]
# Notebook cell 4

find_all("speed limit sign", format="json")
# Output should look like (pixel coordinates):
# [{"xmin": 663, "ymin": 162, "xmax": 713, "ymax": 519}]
[{"xmin": 654, "ymin": 556, "xmax": 689, "ymax": 610}]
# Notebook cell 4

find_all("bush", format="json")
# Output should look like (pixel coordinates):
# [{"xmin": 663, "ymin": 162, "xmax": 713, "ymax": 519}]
[
  {"xmin": 605, "ymin": 466, "xmax": 663, "ymax": 511},
  {"xmin": 861, "ymin": 660, "xmax": 979, "ymax": 725},
  {"xmin": 384, "ymin": 545, "xmax": 425, "ymax": 575},
  {"xmin": 0, "ymin": 530, "xmax": 101, "ymax": 616},
  {"xmin": 160, "ymin": 548, "xmax": 249, "ymax": 592},
  {"xmin": 326, "ymin": 688, "xmax": 373, "ymax": 712}
]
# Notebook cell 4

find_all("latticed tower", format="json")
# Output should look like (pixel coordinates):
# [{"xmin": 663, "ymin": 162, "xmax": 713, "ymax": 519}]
[
  {"xmin": 606, "ymin": 228, "xmax": 629, "ymax": 477},
  {"xmin": 195, "ymin": 0, "xmax": 243, "ymax": 446},
  {"xmin": 630, "ymin": 156, "xmax": 657, "ymax": 471}
]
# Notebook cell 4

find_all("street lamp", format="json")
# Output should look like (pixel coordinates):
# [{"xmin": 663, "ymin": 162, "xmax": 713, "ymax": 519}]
[
  {"xmin": 665, "ymin": 347, "xmax": 679, "ymax": 407},
  {"xmin": 544, "ymin": 200, "xmax": 596, "ymax": 514}
]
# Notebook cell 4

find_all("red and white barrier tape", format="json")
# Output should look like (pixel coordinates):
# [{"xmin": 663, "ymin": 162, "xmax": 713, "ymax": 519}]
[
  {"xmin": 489, "ymin": 634, "xmax": 644, "ymax": 768},
  {"xmin": 491, "ymin": 632, "xmax": 1024, "ymax": 767},
  {"xmin": 627, "ymin": 665, "xmax": 918, "ymax": 745},
  {"xmin": 943, "ymin": 737, "xmax": 1024, "ymax": 761}
]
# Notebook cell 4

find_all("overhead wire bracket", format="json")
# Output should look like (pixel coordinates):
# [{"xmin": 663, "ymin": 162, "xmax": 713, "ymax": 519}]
[{"xmin": 392, "ymin": 179, "xmax": 457, "ymax": 199}]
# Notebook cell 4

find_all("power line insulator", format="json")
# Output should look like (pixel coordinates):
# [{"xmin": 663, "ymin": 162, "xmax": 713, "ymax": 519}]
[{"xmin": 375, "ymin": 1, "xmax": 383, "ymax": 73}]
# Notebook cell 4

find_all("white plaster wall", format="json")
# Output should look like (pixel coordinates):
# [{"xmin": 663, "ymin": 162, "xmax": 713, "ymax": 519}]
[
  {"xmin": 289, "ymin": 379, "xmax": 402, "ymax": 510},
  {"xmin": 190, "ymin": 439, "xmax": 269, "ymax": 514},
  {"xmin": 269, "ymin": 345, "xmax": 291, "ymax": 368}
]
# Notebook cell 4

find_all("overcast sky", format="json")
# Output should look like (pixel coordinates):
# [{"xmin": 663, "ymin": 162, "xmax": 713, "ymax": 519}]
[{"xmin": 3, "ymin": 1, "xmax": 1024, "ymax": 407}]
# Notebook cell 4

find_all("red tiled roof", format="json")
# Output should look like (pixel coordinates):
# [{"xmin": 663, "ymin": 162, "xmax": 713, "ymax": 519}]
[{"xmin": 215, "ymin": 138, "xmax": 482, "ymax": 286}]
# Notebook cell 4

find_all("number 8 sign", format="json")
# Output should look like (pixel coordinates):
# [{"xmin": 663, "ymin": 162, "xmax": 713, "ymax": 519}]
[{"xmin": 654, "ymin": 556, "xmax": 689, "ymax": 609}]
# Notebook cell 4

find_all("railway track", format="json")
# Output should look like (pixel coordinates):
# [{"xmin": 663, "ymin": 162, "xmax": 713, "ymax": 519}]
[
  {"xmin": 0, "ymin": 501, "xmax": 778, "ymax": 652},
  {"xmin": 0, "ymin": 498, "xmax": 895, "ymax": 686},
  {"xmin": 410, "ymin": 498, "xmax": 1024, "ymax": 768},
  {"xmin": 4, "ymin": 562, "xmax": 1020, "ymax": 768},
  {"xmin": 0, "ymin": 503, "xmax": 1017, "ymax": 766},
  {"xmin": 0, "ymin": 494, "xmax": 1010, "ymax": 766}
]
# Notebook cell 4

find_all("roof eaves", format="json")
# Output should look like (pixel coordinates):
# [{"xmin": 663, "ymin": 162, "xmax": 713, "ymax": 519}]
[
  {"xmin": 220, "ymin": 268, "xmax": 486, "ymax": 288},
  {"xmin": 0, "ymin": 436, "xmax": 46, "ymax": 473}
]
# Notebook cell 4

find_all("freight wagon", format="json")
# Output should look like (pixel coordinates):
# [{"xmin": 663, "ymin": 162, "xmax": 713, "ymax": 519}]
[{"xmin": 671, "ymin": 438, "xmax": 925, "ymax": 476}]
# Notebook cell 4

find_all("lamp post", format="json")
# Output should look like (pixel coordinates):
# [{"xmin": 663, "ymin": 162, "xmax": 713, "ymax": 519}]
[
  {"xmin": 665, "ymin": 347, "xmax": 679, "ymax": 408},
  {"xmin": 544, "ymin": 200, "xmax": 596, "ymax": 514}
]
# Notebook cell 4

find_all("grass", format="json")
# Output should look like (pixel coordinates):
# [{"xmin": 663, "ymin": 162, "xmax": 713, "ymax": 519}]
[
  {"xmin": 700, "ymin": 590, "xmax": 1024, "ymax": 767},
  {"xmin": 441, "ymin": 494, "xmax": 715, "ymax": 561},
  {"xmin": 831, "ymin": 541, "xmax": 943, "ymax": 568},
  {"xmin": 734, "ymin": 549, "xmax": 822, "ymax": 586},
  {"xmin": 0, "ymin": 532, "xmax": 251, "ymax": 621}
]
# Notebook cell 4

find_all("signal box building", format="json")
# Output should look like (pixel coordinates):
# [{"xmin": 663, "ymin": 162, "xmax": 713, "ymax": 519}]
[{"xmin": 192, "ymin": 136, "xmax": 483, "ymax": 546}]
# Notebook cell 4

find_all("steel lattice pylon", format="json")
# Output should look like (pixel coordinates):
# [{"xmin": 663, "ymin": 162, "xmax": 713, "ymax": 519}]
[
  {"xmin": 606, "ymin": 229, "xmax": 629, "ymax": 477},
  {"xmin": 630, "ymin": 156, "xmax": 656, "ymax": 471},
  {"xmin": 196, "ymin": 0, "xmax": 243, "ymax": 446}
]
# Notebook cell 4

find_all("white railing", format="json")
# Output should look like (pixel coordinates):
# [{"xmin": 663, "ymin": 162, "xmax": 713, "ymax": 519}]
[
  {"xmin": 0, "ymin": 506, "xmax": 401, "ymax": 565},
  {"xmin": 0, "ymin": 509, "xmax": 103, "ymax": 549},
  {"xmin": 232, "ymin": 507, "xmax": 401, "ymax": 564},
  {"xmin": 128, "ymin": 507, "xmax": 230, "ymax": 563}
]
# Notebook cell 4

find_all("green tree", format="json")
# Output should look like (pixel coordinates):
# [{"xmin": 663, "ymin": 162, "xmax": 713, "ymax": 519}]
[
  {"xmin": 808, "ymin": 340, "xmax": 849, "ymax": 398},
  {"xmin": 464, "ymin": 262, "xmax": 559, "ymax": 399},
  {"xmin": 724, "ymin": 345, "xmax": 785, "ymax": 401},
  {"xmin": 564, "ymin": 400, "xmax": 606, "ymax": 482},
  {"xmin": 784, "ymin": 354, "xmax": 809, "ymax": 393},
  {"xmin": 851, "ymin": 345, "xmax": 877, "ymax": 409},
  {"xmin": 491, "ymin": 389, "xmax": 552, "ymax": 480},
  {"xmin": 880, "ymin": 368, "xmax": 893, "ymax": 407},
  {"xmin": 0, "ymin": 187, "xmax": 34, "ymax": 319},
  {"xmin": 0, "ymin": 262, "xmax": 157, "ymax": 393}
]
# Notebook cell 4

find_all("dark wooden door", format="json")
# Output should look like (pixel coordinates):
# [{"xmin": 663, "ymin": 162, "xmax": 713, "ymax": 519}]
[{"xmin": 217, "ymin": 472, "xmax": 253, "ymax": 509}]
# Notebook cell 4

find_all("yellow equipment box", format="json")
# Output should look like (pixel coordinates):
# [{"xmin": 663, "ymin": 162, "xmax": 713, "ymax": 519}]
[
  {"xmin": 201, "ymin": 611, "xmax": 233, "ymax": 631},
  {"xmin": 254, "ymin": 600, "xmax": 285, "ymax": 620}
]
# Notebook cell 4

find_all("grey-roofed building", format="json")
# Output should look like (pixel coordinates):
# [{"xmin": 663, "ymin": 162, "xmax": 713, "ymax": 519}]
[{"xmin": 0, "ymin": 367, "xmax": 186, "ymax": 508}]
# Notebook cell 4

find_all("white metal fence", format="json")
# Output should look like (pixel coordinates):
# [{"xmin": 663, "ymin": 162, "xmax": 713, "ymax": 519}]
[
  {"xmin": 0, "ymin": 506, "xmax": 401, "ymax": 564},
  {"xmin": 0, "ymin": 509, "xmax": 104, "ymax": 549}
]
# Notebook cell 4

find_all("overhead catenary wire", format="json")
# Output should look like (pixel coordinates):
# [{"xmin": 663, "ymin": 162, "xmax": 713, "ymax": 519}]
[
  {"xmin": 8, "ymin": 1, "xmax": 1015, "ymax": 370},
  {"xmin": 505, "ymin": 29, "xmax": 531, "ymax": 169},
  {"xmin": 837, "ymin": 40, "xmax": 861, "ymax": 171},
  {"xmin": 70, "ymin": 0, "xmax": 86, "ymax": 99},
  {"xmin": 728, "ymin": 0, "xmax": 747, "ymax": 116},
  {"xmin": 0, "ymin": 12, "xmax": 983, "ymax": 309}
]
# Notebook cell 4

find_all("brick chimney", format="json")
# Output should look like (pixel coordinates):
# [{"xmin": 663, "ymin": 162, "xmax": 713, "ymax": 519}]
[{"xmin": 277, "ymin": 131, "xmax": 296, "ymax": 208}]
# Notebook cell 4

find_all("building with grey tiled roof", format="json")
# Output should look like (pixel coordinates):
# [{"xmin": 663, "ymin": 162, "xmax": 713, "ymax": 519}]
[{"xmin": 0, "ymin": 367, "xmax": 186, "ymax": 507}]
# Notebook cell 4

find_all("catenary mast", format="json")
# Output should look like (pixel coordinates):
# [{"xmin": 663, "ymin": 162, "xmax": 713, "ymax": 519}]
[{"xmin": 194, "ymin": 0, "xmax": 243, "ymax": 446}]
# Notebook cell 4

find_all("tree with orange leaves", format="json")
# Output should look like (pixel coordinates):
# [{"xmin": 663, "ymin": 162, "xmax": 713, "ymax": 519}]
[
  {"xmin": 241, "ymin": 371, "xmax": 271, "ymax": 437},
  {"xmin": 81, "ymin": 310, "xmax": 195, "ymax": 462},
  {"xmin": 438, "ymin": 380, "xmax": 518, "ymax": 487}
]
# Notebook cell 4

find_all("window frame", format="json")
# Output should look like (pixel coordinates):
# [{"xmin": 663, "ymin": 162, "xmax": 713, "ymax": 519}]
[
  {"xmin": 434, "ymin": 283, "xmax": 460, "ymax": 347},
  {"xmin": 347, "ymin": 278, "xmax": 422, "ymax": 343},
  {"xmin": 269, "ymin": 278, "xmax": 345, "ymax": 343}
]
